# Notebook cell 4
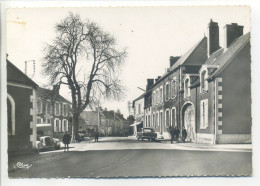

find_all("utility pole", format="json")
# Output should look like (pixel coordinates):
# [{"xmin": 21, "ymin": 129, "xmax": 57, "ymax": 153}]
[
  {"xmin": 97, "ymin": 101, "xmax": 100, "ymax": 130},
  {"xmin": 24, "ymin": 60, "xmax": 35, "ymax": 77}
]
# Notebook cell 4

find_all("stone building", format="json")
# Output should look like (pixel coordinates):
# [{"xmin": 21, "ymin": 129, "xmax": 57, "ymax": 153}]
[
  {"xmin": 7, "ymin": 60, "xmax": 38, "ymax": 154},
  {"xmin": 36, "ymin": 85, "xmax": 71, "ymax": 139},
  {"xmin": 133, "ymin": 20, "xmax": 251, "ymax": 144}
]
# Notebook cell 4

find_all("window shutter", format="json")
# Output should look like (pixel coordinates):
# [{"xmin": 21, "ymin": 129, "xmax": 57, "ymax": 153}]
[
  {"xmin": 54, "ymin": 120, "xmax": 57, "ymax": 132},
  {"xmin": 205, "ymin": 80, "xmax": 208, "ymax": 91},
  {"xmin": 200, "ymin": 101, "xmax": 203, "ymax": 128},
  {"xmin": 59, "ymin": 120, "xmax": 62, "ymax": 132},
  {"xmin": 205, "ymin": 99, "xmax": 208, "ymax": 127}
]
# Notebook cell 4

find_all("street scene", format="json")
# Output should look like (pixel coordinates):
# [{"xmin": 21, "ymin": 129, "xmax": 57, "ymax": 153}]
[
  {"xmin": 5, "ymin": 6, "xmax": 252, "ymax": 178},
  {"xmin": 9, "ymin": 136, "xmax": 252, "ymax": 178}
]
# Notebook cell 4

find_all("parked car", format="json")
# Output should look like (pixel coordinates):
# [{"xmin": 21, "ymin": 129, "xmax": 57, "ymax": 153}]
[
  {"xmin": 36, "ymin": 136, "xmax": 60, "ymax": 151},
  {"xmin": 137, "ymin": 128, "xmax": 157, "ymax": 141},
  {"xmin": 77, "ymin": 132, "xmax": 85, "ymax": 142}
]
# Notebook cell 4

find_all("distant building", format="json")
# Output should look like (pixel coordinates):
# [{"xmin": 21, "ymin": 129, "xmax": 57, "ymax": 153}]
[
  {"xmin": 36, "ymin": 85, "xmax": 71, "ymax": 139},
  {"xmin": 7, "ymin": 60, "xmax": 38, "ymax": 155},
  {"xmin": 79, "ymin": 109, "xmax": 130, "ymax": 137},
  {"xmin": 132, "ymin": 94, "xmax": 145, "ymax": 136},
  {"xmin": 133, "ymin": 20, "xmax": 251, "ymax": 144}
]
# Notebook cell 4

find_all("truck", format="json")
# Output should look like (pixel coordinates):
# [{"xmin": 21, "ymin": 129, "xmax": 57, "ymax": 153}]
[
  {"xmin": 136, "ymin": 128, "xmax": 157, "ymax": 141},
  {"xmin": 36, "ymin": 123, "xmax": 61, "ymax": 151}
]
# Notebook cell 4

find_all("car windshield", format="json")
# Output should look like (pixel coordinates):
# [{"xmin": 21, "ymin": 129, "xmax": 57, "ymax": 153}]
[{"xmin": 143, "ymin": 129, "xmax": 152, "ymax": 133}]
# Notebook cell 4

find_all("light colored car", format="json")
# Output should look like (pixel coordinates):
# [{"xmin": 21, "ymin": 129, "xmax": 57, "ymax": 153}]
[{"xmin": 36, "ymin": 136, "xmax": 60, "ymax": 150}]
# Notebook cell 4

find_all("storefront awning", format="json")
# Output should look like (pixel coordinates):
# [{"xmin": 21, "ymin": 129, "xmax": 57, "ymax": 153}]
[{"xmin": 130, "ymin": 122, "xmax": 142, "ymax": 127}]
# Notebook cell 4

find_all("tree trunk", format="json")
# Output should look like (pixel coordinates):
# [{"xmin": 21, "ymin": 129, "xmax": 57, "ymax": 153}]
[{"xmin": 72, "ymin": 112, "xmax": 79, "ymax": 142}]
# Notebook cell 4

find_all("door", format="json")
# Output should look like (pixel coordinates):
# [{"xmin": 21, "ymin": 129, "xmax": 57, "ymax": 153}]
[{"xmin": 184, "ymin": 105, "xmax": 196, "ymax": 142}]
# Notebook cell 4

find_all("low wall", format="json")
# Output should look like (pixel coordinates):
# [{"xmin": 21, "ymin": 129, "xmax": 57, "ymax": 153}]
[{"xmin": 216, "ymin": 134, "xmax": 251, "ymax": 144}]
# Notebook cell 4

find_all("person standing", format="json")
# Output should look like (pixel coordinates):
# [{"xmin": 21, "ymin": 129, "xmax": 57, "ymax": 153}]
[
  {"xmin": 63, "ymin": 132, "xmax": 71, "ymax": 152},
  {"xmin": 176, "ymin": 127, "xmax": 180, "ymax": 142},
  {"xmin": 94, "ymin": 129, "xmax": 99, "ymax": 142},
  {"xmin": 182, "ymin": 127, "xmax": 187, "ymax": 142},
  {"xmin": 168, "ymin": 126, "xmax": 174, "ymax": 144}
]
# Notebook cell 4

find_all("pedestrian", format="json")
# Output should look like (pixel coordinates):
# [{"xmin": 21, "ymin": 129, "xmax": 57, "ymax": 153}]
[
  {"xmin": 94, "ymin": 129, "xmax": 99, "ymax": 142},
  {"xmin": 63, "ymin": 132, "xmax": 71, "ymax": 152},
  {"xmin": 176, "ymin": 127, "xmax": 180, "ymax": 142},
  {"xmin": 168, "ymin": 126, "xmax": 174, "ymax": 144},
  {"xmin": 182, "ymin": 127, "xmax": 187, "ymax": 142}
]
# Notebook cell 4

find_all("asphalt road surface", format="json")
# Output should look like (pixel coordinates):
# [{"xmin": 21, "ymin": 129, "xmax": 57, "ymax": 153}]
[{"xmin": 9, "ymin": 137, "xmax": 252, "ymax": 178}]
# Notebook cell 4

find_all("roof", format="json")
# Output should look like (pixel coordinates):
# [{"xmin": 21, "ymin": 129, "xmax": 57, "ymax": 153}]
[
  {"xmin": 80, "ymin": 111, "xmax": 99, "ymax": 126},
  {"xmin": 7, "ymin": 59, "xmax": 38, "ymax": 88},
  {"xmin": 101, "ymin": 110, "xmax": 119, "ymax": 120},
  {"xmin": 191, "ymin": 32, "xmax": 250, "ymax": 87},
  {"xmin": 208, "ymin": 32, "xmax": 250, "ymax": 79},
  {"xmin": 150, "ymin": 36, "xmax": 207, "ymax": 89},
  {"xmin": 170, "ymin": 37, "xmax": 207, "ymax": 70},
  {"xmin": 36, "ymin": 87, "xmax": 70, "ymax": 104},
  {"xmin": 133, "ymin": 92, "xmax": 146, "ymax": 102}
]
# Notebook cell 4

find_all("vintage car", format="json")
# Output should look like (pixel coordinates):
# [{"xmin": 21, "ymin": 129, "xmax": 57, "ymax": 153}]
[
  {"xmin": 36, "ymin": 136, "xmax": 60, "ymax": 150},
  {"xmin": 36, "ymin": 123, "xmax": 60, "ymax": 151},
  {"xmin": 137, "ymin": 128, "xmax": 157, "ymax": 141}
]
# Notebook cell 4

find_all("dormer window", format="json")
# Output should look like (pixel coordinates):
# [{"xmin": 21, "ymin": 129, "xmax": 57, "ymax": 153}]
[{"xmin": 200, "ymin": 70, "xmax": 208, "ymax": 93}]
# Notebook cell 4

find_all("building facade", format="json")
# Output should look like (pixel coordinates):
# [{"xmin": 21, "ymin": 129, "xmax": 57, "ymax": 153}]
[
  {"xmin": 133, "ymin": 20, "xmax": 251, "ymax": 144},
  {"xmin": 7, "ymin": 60, "xmax": 38, "ymax": 154},
  {"xmin": 79, "ymin": 109, "xmax": 130, "ymax": 137},
  {"xmin": 36, "ymin": 85, "xmax": 71, "ymax": 139}
]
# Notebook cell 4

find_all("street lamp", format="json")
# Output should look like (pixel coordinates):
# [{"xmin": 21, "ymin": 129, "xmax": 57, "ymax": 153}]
[{"xmin": 172, "ymin": 79, "xmax": 183, "ymax": 139}]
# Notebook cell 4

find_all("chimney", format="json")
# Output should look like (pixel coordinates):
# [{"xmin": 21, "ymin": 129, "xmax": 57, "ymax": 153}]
[
  {"xmin": 146, "ymin": 79, "xmax": 154, "ymax": 90},
  {"xmin": 169, "ymin": 56, "xmax": 180, "ymax": 67},
  {"xmin": 155, "ymin": 76, "xmax": 161, "ymax": 82},
  {"xmin": 224, "ymin": 23, "xmax": 244, "ymax": 49},
  {"xmin": 53, "ymin": 84, "xmax": 60, "ymax": 95},
  {"xmin": 207, "ymin": 19, "xmax": 220, "ymax": 56}
]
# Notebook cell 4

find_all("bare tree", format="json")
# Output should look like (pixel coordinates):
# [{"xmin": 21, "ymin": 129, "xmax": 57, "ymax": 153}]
[{"xmin": 42, "ymin": 13, "xmax": 127, "ymax": 140}]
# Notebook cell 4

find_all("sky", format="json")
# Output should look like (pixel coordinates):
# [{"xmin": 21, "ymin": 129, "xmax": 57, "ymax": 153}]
[{"xmin": 6, "ymin": 6, "xmax": 250, "ymax": 117}]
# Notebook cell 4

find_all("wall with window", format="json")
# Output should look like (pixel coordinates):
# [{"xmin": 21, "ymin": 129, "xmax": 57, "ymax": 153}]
[{"xmin": 7, "ymin": 85, "xmax": 35, "ymax": 153}]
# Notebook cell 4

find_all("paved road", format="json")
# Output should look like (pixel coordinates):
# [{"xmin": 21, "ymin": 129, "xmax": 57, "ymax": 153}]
[{"xmin": 9, "ymin": 137, "xmax": 252, "ymax": 178}]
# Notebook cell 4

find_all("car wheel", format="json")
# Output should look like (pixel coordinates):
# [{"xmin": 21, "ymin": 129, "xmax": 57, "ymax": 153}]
[
  {"xmin": 137, "ymin": 138, "xmax": 139, "ymax": 141},
  {"xmin": 141, "ymin": 138, "xmax": 144, "ymax": 141}
]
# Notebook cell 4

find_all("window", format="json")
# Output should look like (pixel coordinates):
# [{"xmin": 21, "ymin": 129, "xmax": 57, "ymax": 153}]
[
  {"xmin": 156, "ymin": 112, "xmax": 159, "ymax": 127},
  {"xmin": 7, "ymin": 94, "xmax": 15, "ymax": 136},
  {"xmin": 146, "ymin": 116, "xmax": 148, "ymax": 127},
  {"xmin": 153, "ymin": 113, "xmax": 155, "ymax": 127},
  {"xmin": 171, "ymin": 79, "xmax": 177, "ymax": 98},
  {"xmin": 63, "ymin": 104, "xmax": 68, "ymax": 116},
  {"xmin": 165, "ymin": 109, "xmax": 170, "ymax": 126},
  {"xmin": 171, "ymin": 108, "xmax": 176, "ymax": 126},
  {"xmin": 160, "ymin": 87, "xmax": 163, "ymax": 103},
  {"xmin": 37, "ymin": 99, "xmax": 42, "ymax": 114},
  {"xmin": 200, "ymin": 99, "xmax": 208, "ymax": 129},
  {"xmin": 37, "ymin": 117, "xmax": 42, "ymax": 124},
  {"xmin": 148, "ymin": 115, "xmax": 151, "ymax": 127},
  {"xmin": 184, "ymin": 78, "xmax": 190, "ymax": 98},
  {"xmin": 138, "ymin": 104, "xmax": 141, "ymax": 114},
  {"xmin": 165, "ymin": 83, "xmax": 170, "ymax": 101},
  {"xmin": 46, "ymin": 118, "xmax": 51, "ymax": 124},
  {"xmin": 54, "ymin": 119, "xmax": 60, "ymax": 132},
  {"xmin": 201, "ymin": 70, "xmax": 208, "ymax": 92},
  {"xmin": 63, "ymin": 119, "xmax": 68, "ymax": 132},
  {"xmin": 46, "ymin": 101, "xmax": 52, "ymax": 115},
  {"xmin": 159, "ymin": 111, "xmax": 163, "ymax": 128},
  {"xmin": 55, "ymin": 102, "xmax": 60, "ymax": 116}
]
